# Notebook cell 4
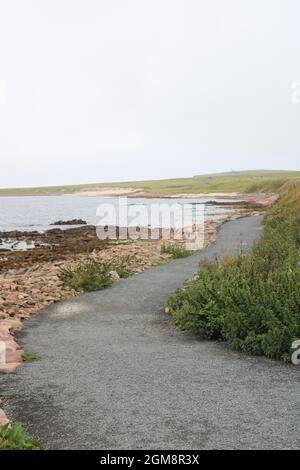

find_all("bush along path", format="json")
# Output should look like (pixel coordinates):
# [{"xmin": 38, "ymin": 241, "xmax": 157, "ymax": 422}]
[
  {"xmin": 2, "ymin": 214, "xmax": 300, "ymax": 450},
  {"xmin": 167, "ymin": 184, "xmax": 300, "ymax": 362}
]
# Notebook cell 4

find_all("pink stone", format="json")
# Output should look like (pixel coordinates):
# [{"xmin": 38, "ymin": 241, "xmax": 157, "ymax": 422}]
[
  {"xmin": 5, "ymin": 347, "xmax": 23, "ymax": 364},
  {"xmin": 0, "ymin": 409, "xmax": 9, "ymax": 426},
  {"xmin": 0, "ymin": 363, "xmax": 21, "ymax": 374},
  {"xmin": 4, "ymin": 293, "xmax": 19, "ymax": 303}
]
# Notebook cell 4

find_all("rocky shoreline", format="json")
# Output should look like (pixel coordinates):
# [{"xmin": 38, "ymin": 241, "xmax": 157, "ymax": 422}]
[{"xmin": 0, "ymin": 202, "xmax": 268, "ymax": 426}]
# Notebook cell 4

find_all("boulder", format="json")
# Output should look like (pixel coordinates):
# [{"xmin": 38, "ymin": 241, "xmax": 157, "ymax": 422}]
[
  {"xmin": 108, "ymin": 271, "xmax": 120, "ymax": 282},
  {"xmin": 0, "ymin": 408, "xmax": 9, "ymax": 426}
]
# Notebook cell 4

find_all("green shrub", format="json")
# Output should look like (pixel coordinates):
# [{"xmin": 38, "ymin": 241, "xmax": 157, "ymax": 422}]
[
  {"xmin": 60, "ymin": 260, "xmax": 113, "ymax": 292},
  {"xmin": 161, "ymin": 243, "xmax": 193, "ymax": 259},
  {"xmin": 111, "ymin": 256, "xmax": 134, "ymax": 279},
  {"xmin": 59, "ymin": 258, "xmax": 133, "ymax": 292},
  {"xmin": 0, "ymin": 422, "xmax": 39, "ymax": 450},
  {"xmin": 167, "ymin": 186, "xmax": 300, "ymax": 362}
]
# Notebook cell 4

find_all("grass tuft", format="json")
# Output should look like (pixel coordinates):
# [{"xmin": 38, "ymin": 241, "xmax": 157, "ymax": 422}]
[
  {"xmin": 59, "ymin": 258, "xmax": 134, "ymax": 293},
  {"xmin": 0, "ymin": 391, "xmax": 16, "ymax": 398},
  {"xmin": 0, "ymin": 422, "xmax": 39, "ymax": 450},
  {"xmin": 21, "ymin": 353, "xmax": 40, "ymax": 362},
  {"xmin": 161, "ymin": 243, "xmax": 193, "ymax": 259}
]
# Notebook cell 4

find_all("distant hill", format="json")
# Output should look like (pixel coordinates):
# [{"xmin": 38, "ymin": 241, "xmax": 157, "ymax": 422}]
[{"xmin": 1, "ymin": 170, "xmax": 300, "ymax": 196}]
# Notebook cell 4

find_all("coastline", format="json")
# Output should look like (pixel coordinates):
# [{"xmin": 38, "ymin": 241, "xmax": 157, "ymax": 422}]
[
  {"xmin": 1, "ymin": 214, "xmax": 276, "ymax": 449},
  {"xmin": 0, "ymin": 220, "xmax": 220, "ymax": 369},
  {"xmin": 0, "ymin": 199, "xmax": 268, "ymax": 426},
  {"xmin": 0, "ymin": 187, "xmax": 277, "ymax": 206}
]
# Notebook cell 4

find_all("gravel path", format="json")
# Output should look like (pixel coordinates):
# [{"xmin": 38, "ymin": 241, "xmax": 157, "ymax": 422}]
[{"xmin": 1, "ymin": 215, "xmax": 300, "ymax": 450}]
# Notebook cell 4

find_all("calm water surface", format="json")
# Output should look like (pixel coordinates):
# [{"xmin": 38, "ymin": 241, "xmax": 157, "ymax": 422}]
[{"xmin": 0, "ymin": 196, "xmax": 235, "ymax": 232}]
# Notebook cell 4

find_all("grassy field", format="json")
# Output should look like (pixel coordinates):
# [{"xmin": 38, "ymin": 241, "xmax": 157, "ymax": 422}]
[
  {"xmin": 1, "ymin": 170, "xmax": 300, "ymax": 196},
  {"xmin": 167, "ymin": 182, "xmax": 300, "ymax": 362}
]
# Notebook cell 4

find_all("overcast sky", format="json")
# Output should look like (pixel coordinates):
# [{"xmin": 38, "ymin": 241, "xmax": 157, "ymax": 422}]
[{"xmin": 0, "ymin": 0, "xmax": 299, "ymax": 188}]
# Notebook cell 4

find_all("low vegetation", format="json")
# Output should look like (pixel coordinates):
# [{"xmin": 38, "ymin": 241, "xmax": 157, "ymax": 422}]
[
  {"xmin": 0, "ymin": 391, "xmax": 16, "ymax": 398},
  {"xmin": 1, "ymin": 170, "xmax": 300, "ymax": 196},
  {"xmin": 161, "ymin": 243, "xmax": 193, "ymax": 259},
  {"xmin": 59, "ymin": 258, "xmax": 134, "ymax": 293},
  {"xmin": 21, "ymin": 352, "xmax": 40, "ymax": 362},
  {"xmin": 167, "ymin": 184, "xmax": 300, "ymax": 362},
  {"xmin": 0, "ymin": 422, "xmax": 39, "ymax": 450}
]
